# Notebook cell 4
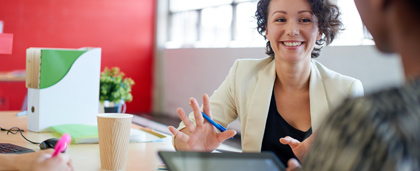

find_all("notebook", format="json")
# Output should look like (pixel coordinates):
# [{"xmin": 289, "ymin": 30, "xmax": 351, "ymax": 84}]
[{"xmin": 158, "ymin": 151, "xmax": 285, "ymax": 171}]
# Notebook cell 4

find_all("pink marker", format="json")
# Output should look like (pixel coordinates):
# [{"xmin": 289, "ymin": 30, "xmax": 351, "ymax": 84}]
[{"xmin": 51, "ymin": 133, "xmax": 71, "ymax": 157}]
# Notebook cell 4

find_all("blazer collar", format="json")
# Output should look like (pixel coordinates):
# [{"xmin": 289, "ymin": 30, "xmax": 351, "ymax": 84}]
[
  {"xmin": 309, "ymin": 60, "xmax": 330, "ymax": 131},
  {"xmin": 242, "ymin": 57, "xmax": 276, "ymax": 152}
]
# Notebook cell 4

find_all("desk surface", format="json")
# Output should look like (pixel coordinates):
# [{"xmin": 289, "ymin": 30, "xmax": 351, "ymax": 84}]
[{"xmin": 0, "ymin": 111, "xmax": 175, "ymax": 171}]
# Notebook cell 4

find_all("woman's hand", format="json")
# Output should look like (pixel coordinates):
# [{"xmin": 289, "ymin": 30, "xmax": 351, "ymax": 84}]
[
  {"xmin": 15, "ymin": 149, "xmax": 73, "ymax": 171},
  {"xmin": 279, "ymin": 131, "xmax": 316, "ymax": 160},
  {"xmin": 168, "ymin": 94, "xmax": 236, "ymax": 151}
]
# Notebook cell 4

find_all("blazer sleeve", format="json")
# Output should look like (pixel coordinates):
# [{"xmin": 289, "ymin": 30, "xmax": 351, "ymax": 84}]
[{"xmin": 349, "ymin": 79, "xmax": 364, "ymax": 97}]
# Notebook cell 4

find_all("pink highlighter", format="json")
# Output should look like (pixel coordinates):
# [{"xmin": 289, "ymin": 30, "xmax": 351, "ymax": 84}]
[{"xmin": 51, "ymin": 133, "xmax": 71, "ymax": 157}]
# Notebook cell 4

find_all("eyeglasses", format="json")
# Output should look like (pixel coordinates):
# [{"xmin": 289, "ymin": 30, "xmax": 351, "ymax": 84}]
[{"xmin": 0, "ymin": 127, "xmax": 40, "ymax": 144}]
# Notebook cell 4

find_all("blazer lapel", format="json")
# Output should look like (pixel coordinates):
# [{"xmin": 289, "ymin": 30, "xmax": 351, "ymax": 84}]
[
  {"xmin": 309, "ymin": 60, "xmax": 330, "ymax": 131},
  {"xmin": 242, "ymin": 59, "xmax": 276, "ymax": 152}
]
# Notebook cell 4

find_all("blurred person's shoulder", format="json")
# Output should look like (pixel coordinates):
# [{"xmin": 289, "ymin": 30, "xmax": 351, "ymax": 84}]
[{"xmin": 338, "ymin": 78, "xmax": 420, "ymax": 117}]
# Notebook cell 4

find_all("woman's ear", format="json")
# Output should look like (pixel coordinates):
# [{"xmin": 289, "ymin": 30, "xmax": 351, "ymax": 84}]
[{"xmin": 265, "ymin": 25, "xmax": 269, "ymax": 38}]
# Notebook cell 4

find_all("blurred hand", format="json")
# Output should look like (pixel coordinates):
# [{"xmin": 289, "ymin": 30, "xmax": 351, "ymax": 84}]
[
  {"xmin": 16, "ymin": 149, "xmax": 73, "ymax": 171},
  {"xmin": 279, "ymin": 131, "xmax": 316, "ymax": 160},
  {"xmin": 168, "ymin": 94, "xmax": 236, "ymax": 151},
  {"xmin": 286, "ymin": 158, "xmax": 301, "ymax": 171}
]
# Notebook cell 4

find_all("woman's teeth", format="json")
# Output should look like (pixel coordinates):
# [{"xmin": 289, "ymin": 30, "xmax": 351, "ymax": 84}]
[{"xmin": 283, "ymin": 42, "xmax": 302, "ymax": 47}]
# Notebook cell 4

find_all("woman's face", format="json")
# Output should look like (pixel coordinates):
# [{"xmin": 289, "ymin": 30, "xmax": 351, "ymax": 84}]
[{"xmin": 265, "ymin": 0, "xmax": 321, "ymax": 63}]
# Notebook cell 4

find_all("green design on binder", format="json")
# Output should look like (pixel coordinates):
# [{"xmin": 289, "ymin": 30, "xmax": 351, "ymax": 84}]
[{"xmin": 39, "ymin": 49, "xmax": 87, "ymax": 89}]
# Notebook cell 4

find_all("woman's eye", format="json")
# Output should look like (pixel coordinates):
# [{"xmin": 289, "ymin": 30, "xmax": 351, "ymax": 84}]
[
  {"xmin": 300, "ymin": 18, "xmax": 311, "ymax": 22},
  {"xmin": 275, "ymin": 18, "xmax": 286, "ymax": 22}
]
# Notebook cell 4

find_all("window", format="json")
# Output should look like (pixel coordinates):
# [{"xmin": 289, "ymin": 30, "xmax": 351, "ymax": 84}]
[
  {"xmin": 331, "ymin": 0, "xmax": 374, "ymax": 46},
  {"xmin": 166, "ymin": 0, "xmax": 373, "ymax": 48},
  {"xmin": 199, "ymin": 5, "xmax": 232, "ymax": 45}
]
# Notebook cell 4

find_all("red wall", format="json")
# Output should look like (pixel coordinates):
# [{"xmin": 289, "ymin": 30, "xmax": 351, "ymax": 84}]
[{"xmin": 0, "ymin": 0, "xmax": 155, "ymax": 113}]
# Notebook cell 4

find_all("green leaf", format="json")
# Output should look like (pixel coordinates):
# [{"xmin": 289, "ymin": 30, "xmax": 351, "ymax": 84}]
[{"xmin": 99, "ymin": 67, "xmax": 135, "ymax": 103}]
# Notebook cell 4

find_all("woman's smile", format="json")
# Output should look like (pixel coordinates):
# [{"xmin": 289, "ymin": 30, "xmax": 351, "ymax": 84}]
[{"xmin": 281, "ymin": 41, "xmax": 305, "ymax": 49}]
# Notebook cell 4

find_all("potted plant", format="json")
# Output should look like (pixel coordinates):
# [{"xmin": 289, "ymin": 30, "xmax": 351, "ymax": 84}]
[{"xmin": 99, "ymin": 67, "xmax": 134, "ymax": 113}]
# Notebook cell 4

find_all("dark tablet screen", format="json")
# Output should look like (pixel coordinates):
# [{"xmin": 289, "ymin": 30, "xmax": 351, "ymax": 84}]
[{"xmin": 158, "ymin": 151, "xmax": 285, "ymax": 171}]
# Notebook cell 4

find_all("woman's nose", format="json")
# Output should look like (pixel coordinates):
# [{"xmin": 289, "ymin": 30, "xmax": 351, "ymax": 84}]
[{"xmin": 286, "ymin": 22, "xmax": 299, "ymax": 36}]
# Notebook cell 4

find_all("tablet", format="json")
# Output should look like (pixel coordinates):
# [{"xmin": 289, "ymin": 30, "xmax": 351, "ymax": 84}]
[{"xmin": 158, "ymin": 151, "xmax": 285, "ymax": 171}]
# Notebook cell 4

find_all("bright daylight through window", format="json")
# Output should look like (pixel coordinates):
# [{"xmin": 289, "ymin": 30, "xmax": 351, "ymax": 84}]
[{"xmin": 166, "ymin": 0, "xmax": 373, "ymax": 48}]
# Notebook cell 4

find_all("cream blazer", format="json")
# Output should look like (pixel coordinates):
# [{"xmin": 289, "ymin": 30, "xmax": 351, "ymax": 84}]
[{"xmin": 178, "ymin": 56, "xmax": 364, "ymax": 152}]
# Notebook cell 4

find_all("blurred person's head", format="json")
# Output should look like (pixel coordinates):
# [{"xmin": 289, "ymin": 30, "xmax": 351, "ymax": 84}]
[
  {"xmin": 255, "ymin": 0, "xmax": 343, "ymax": 58},
  {"xmin": 300, "ymin": 0, "xmax": 420, "ymax": 170},
  {"xmin": 354, "ymin": 0, "xmax": 420, "ymax": 79},
  {"xmin": 354, "ymin": 0, "xmax": 420, "ymax": 53}
]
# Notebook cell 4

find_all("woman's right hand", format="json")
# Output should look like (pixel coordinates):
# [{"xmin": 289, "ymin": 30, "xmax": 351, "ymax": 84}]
[
  {"xmin": 15, "ymin": 149, "xmax": 73, "ymax": 171},
  {"xmin": 168, "ymin": 94, "xmax": 236, "ymax": 151}
]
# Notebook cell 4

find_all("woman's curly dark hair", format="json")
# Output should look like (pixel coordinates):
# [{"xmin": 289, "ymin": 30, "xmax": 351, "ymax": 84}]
[{"xmin": 255, "ymin": 0, "xmax": 343, "ymax": 58}]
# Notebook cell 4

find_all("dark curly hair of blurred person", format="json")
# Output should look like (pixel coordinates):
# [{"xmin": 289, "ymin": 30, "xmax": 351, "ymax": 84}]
[
  {"xmin": 302, "ymin": 80, "xmax": 420, "ymax": 170},
  {"xmin": 255, "ymin": 0, "xmax": 343, "ymax": 58}
]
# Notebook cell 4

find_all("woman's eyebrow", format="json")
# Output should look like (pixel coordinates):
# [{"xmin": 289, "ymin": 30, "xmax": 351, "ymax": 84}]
[
  {"xmin": 298, "ymin": 10, "xmax": 313, "ymax": 14},
  {"xmin": 271, "ymin": 10, "xmax": 313, "ymax": 17},
  {"xmin": 271, "ymin": 11, "xmax": 287, "ymax": 17}
]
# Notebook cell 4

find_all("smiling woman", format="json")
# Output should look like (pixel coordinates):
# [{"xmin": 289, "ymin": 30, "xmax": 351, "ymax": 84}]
[{"xmin": 169, "ymin": 0, "xmax": 365, "ymax": 166}]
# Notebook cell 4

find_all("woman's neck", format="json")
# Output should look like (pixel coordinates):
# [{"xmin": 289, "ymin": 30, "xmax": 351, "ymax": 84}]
[{"xmin": 274, "ymin": 57, "xmax": 311, "ymax": 91}]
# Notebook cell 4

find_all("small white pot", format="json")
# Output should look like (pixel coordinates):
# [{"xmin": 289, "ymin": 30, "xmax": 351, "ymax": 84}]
[{"xmin": 99, "ymin": 100, "xmax": 126, "ymax": 113}]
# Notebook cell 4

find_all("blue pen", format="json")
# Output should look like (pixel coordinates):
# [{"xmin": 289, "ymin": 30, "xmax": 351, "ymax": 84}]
[{"xmin": 201, "ymin": 112, "xmax": 233, "ymax": 139}]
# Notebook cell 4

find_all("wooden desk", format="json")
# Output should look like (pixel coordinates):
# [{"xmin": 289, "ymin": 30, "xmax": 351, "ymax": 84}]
[{"xmin": 0, "ymin": 111, "xmax": 175, "ymax": 171}]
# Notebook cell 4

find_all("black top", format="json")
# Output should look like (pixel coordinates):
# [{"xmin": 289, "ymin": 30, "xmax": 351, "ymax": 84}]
[{"xmin": 261, "ymin": 91, "xmax": 312, "ymax": 165}]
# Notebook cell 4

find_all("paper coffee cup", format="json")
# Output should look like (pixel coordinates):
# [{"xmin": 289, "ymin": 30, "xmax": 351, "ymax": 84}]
[{"xmin": 97, "ymin": 113, "xmax": 133, "ymax": 171}]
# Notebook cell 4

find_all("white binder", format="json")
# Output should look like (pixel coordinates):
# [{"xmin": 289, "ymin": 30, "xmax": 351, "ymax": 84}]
[{"xmin": 26, "ymin": 47, "xmax": 101, "ymax": 132}]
